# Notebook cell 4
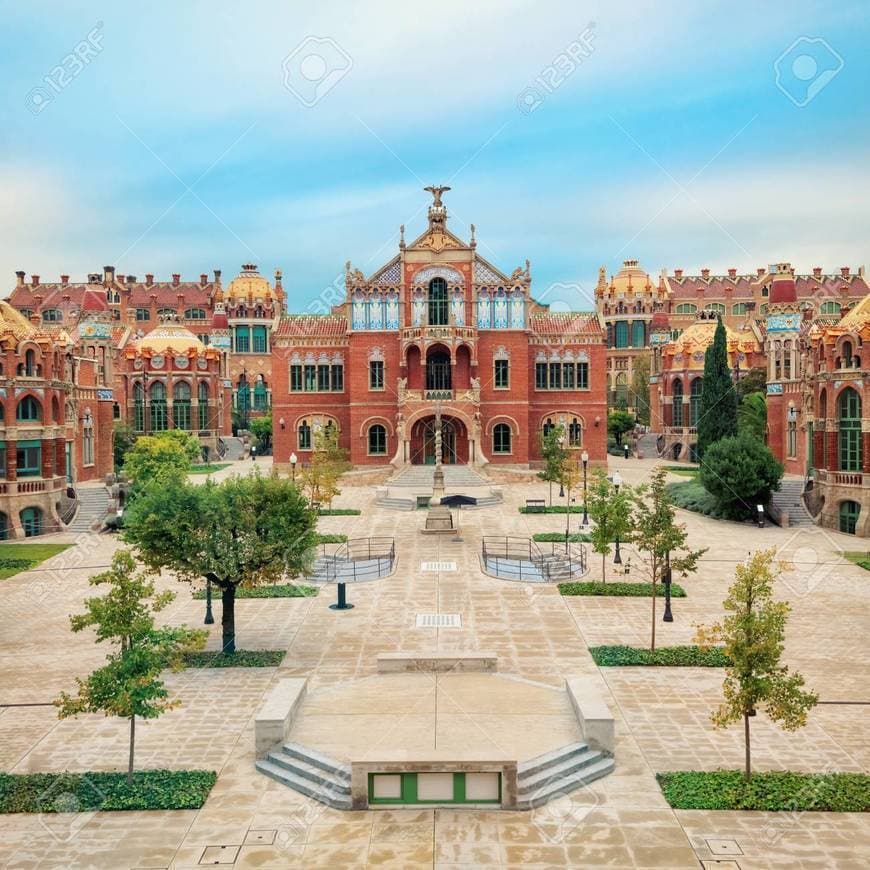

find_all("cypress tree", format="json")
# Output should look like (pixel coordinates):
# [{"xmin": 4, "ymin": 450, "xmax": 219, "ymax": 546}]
[{"xmin": 697, "ymin": 316, "xmax": 738, "ymax": 457}]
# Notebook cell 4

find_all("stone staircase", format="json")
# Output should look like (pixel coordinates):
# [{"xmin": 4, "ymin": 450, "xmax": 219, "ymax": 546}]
[
  {"xmin": 65, "ymin": 486, "xmax": 109, "ymax": 534},
  {"xmin": 376, "ymin": 492, "xmax": 503, "ymax": 511},
  {"xmin": 636, "ymin": 432, "xmax": 661, "ymax": 458},
  {"xmin": 770, "ymin": 478, "xmax": 815, "ymax": 528},
  {"xmin": 220, "ymin": 436, "xmax": 246, "ymax": 461},
  {"xmin": 256, "ymin": 742, "xmax": 351, "ymax": 809},
  {"xmin": 390, "ymin": 465, "xmax": 489, "ymax": 487},
  {"xmin": 516, "ymin": 742, "xmax": 614, "ymax": 810}
]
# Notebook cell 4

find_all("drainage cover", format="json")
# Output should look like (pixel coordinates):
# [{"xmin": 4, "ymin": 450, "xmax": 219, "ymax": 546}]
[
  {"xmin": 421, "ymin": 561, "xmax": 457, "ymax": 572},
  {"xmin": 415, "ymin": 613, "xmax": 462, "ymax": 628}
]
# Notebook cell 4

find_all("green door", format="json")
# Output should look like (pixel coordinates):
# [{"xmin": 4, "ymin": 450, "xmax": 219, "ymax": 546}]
[{"xmin": 839, "ymin": 501, "xmax": 860, "ymax": 535}]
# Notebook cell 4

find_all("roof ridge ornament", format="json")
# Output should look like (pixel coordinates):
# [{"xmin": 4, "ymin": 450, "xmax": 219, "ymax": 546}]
[{"xmin": 424, "ymin": 184, "xmax": 451, "ymax": 230}]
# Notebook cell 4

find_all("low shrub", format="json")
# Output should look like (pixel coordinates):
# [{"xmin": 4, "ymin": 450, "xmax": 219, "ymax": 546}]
[
  {"xmin": 533, "ymin": 532, "xmax": 592, "ymax": 543},
  {"xmin": 667, "ymin": 481, "xmax": 736, "ymax": 520},
  {"xmin": 519, "ymin": 505, "xmax": 587, "ymax": 515},
  {"xmin": 664, "ymin": 465, "xmax": 699, "ymax": 478},
  {"xmin": 188, "ymin": 463, "xmax": 231, "ymax": 475},
  {"xmin": 0, "ymin": 558, "xmax": 37, "ymax": 571},
  {"xmin": 657, "ymin": 770, "xmax": 870, "ymax": 812},
  {"xmin": 590, "ymin": 645, "xmax": 729, "ymax": 666},
  {"xmin": 559, "ymin": 582, "xmax": 686, "ymax": 597},
  {"xmin": 192, "ymin": 584, "xmax": 317, "ymax": 599},
  {"xmin": 316, "ymin": 508, "xmax": 361, "ymax": 516},
  {"xmin": 181, "ymin": 650, "xmax": 286, "ymax": 668},
  {"xmin": 0, "ymin": 770, "xmax": 217, "ymax": 813},
  {"xmin": 315, "ymin": 533, "xmax": 348, "ymax": 544}
]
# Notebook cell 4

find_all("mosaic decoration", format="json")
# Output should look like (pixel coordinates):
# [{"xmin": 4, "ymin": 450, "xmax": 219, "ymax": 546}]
[
  {"xmin": 766, "ymin": 313, "xmax": 802, "ymax": 332},
  {"xmin": 477, "ymin": 290, "xmax": 491, "ymax": 328},
  {"xmin": 451, "ymin": 289, "xmax": 465, "ymax": 326},
  {"xmin": 412, "ymin": 289, "xmax": 425, "ymax": 326},
  {"xmin": 352, "ymin": 292, "xmax": 367, "ymax": 330},
  {"xmin": 385, "ymin": 292, "xmax": 400, "ymax": 330},
  {"xmin": 767, "ymin": 383, "xmax": 784, "ymax": 395},
  {"xmin": 493, "ymin": 289, "xmax": 509, "ymax": 328},
  {"xmin": 474, "ymin": 259, "xmax": 504, "ymax": 284},
  {"xmin": 368, "ymin": 294, "xmax": 384, "ymax": 329},
  {"xmin": 413, "ymin": 265, "xmax": 463, "ymax": 285},
  {"xmin": 510, "ymin": 290, "xmax": 525, "ymax": 328},
  {"xmin": 97, "ymin": 389, "xmax": 113, "ymax": 399},
  {"xmin": 79, "ymin": 321, "xmax": 112, "ymax": 339}
]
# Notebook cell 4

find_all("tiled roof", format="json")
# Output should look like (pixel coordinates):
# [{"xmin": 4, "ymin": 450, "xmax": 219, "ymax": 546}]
[
  {"xmin": 529, "ymin": 312, "xmax": 601, "ymax": 335},
  {"xmin": 275, "ymin": 315, "xmax": 347, "ymax": 338},
  {"xmin": 666, "ymin": 274, "xmax": 758, "ymax": 299},
  {"xmin": 7, "ymin": 281, "xmax": 216, "ymax": 309}
]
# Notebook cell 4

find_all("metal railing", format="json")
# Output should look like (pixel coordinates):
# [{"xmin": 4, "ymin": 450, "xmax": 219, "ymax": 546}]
[
  {"xmin": 313, "ymin": 536, "xmax": 396, "ymax": 582},
  {"xmin": 482, "ymin": 536, "xmax": 587, "ymax": 582}
]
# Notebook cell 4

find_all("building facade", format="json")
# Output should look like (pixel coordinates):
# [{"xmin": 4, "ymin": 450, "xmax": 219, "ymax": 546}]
[{"xmin": 272, "ymin": 189, "xmax": 607, "ymax": 470}]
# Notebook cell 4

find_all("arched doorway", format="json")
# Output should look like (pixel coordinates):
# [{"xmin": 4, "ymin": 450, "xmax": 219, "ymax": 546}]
[
  {"xmin": 410, "ymin": 415, "xmax": 468, "ymax": 464},
  {"xmin": 425, "ymin": 345, "xmax": 452, "ymax": 392}
]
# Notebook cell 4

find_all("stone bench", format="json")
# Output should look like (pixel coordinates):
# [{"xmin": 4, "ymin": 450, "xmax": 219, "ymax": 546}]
[
  {"xmin": 254, "ymin": 677, "xmax": 307, "ymax": 756},
  {"xmin": 376, "ymin": 652, "xmax": 498, "ymax": 673},
  {"xmin": 566, "ymin": 676, "xmax": 615, "ymax": 754}
]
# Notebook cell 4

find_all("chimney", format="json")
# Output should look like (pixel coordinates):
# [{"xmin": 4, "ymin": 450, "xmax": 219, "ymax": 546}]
[
  {"xmin": 60, "ymin": 274, "xmax": 69, "ymax": 285},
  {"xmin": 674, "ymin": 268, "xmax": 683, "ymax": 279},
  {"xmin": 30, "ymin": 274, "xmax": 40, "ymax": 288},
  {"xmin": 15, "ymin": 270, "xmax": 25, "ymax": 287},
  {"xmin": 172, "ymin": 273, "xmax": 180, "ymax": 286},
  {"xmin": 813, "ymin": 267, "xmax": 822, "ymax": 278},
  {"xmin": 275, "ymin": 268, "xmax": 283, "ymax": 290},
  {"xmin": 103, "ymin": 265, "xmax": 115, "ymax": 284},
  {"xmin": 757, "ymin": 267, "xmax": 765, "ymax": 277},
  {"xmin": 701, "ymin": 268, "xmax": 710, "ymax": 279},
  {"xmin": 145, "ymin": 273, "xmax": 154, "ymax": 286},
  {"xmin": 29, "ymin": 312, "xmax": 40, "ymax": 325},
  {"xmin": 728, "ymin": 267, "xmax": 737, "ymax": 278},
  {"xmin": 840, "ymin": 266, "xmax": 850, "ymax": 278},
  {"xmin": 126, "ymin": 275, "xmax": 136, "ymax": 284},
  {"xmin": 200, "ymin": 273, "xmax": 208, "ymax": 287}
]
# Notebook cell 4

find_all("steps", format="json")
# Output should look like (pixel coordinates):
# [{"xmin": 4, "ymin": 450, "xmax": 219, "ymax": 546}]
[
  {"xmin": 375, "ymin": 493, "xmax": 503, "ymax": 511},
  {"xmin": 220, "ymin": 436, "xmax": 246, "ymax": 461},
  {"xmin": 255, "ymin": 742, "xmax": 351, "ymax": 809},
  {"xmin": 390, "ymin": 465, "xmax": 489, "ymax": 487},
  {"xmin": 65, "ymin": 487, "xmax": 109, "ymax": 534},
  {"xmin": 770, "ymin": 479, "xmax": 815, "ymax": 527},
  {"xmin": 516, "ymin": 742, "xmax": 614, "ymax": 810},
  {"xmin": 636, "ymin": 432, "xmax": 661, "ymax": 457}
]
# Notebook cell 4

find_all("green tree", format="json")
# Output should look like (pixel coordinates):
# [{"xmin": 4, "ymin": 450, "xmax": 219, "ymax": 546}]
[
  {"xmin": 301, "ymin": 425, "xmax": 350, "ymax": 508},
  {"xmin": 113, "ymin": 423, "xmax": 137, "ymax": 471},
  {"xmin": 123, "ymin": 432, "xmax": 200, "ymax": 489},
  {"xmin": 697, "ymin": 316, "xmax": 738, "ymax": 457},
  {"xmin": 735, "ymin": 366, "xmax": 766, "ymax": 399},
  {"xmin": 538, "ymin": 424, "xmax": 568, "ymax": 506},
  {"xmin": 55, "ymin": 551, "xmax": 206, "ymax": 781},
  {"xmin": 699, "ymin": 434, "xmax": 783, "ymax": 519},
  {"xmin": 737, "ymin": 391, "xmax": 767, "ymax": 442},
  {"xmin": 632, "ymin": 467, "xmax": 706, "ymax": 651},
  {"xmin": 607, "ymin": 411, "xmax": 636, "ymax": 446},
  {"xmin": 695, "ymin": 549, "xmax": 818, "ymax": 780},
  {"xmin": 585, "ymin": 471, "xmax": 634, "ymax": 582},
  {"xmin": 630, "ymin": 353, "xmax": 651, "ymax": 426},
  {"xmin": 249, "ymin": 414, "xmax": 273, "ymax": 451},
  {"xmin": 123, "ymin": 473, "xmax": 317, "ymax": 654}
]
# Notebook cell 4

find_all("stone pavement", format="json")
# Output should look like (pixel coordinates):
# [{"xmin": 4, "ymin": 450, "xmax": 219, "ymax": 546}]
[{"xmin": 0, "ymin": 456, "xmax": 867, "ymax": 867}]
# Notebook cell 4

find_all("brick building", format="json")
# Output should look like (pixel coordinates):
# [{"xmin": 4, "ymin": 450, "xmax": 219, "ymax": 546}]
[{"xmin": 272, "ymin": 188, "xmax": 607, "ymax": 470}]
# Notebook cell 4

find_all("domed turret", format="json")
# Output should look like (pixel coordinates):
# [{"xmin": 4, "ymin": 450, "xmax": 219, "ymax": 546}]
[
  {"xmin": 226, "ymin": 264, "xmax": 274, "ymax": 301},
  {"xmin": 137, "ymin": 315, "xmax": 205, "ymax": 355}
]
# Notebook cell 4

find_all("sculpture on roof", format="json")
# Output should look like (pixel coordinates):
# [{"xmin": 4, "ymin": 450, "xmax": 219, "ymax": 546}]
[{"xmin": 424, "ymin": 185, "xmax": 451, "ymax": 207}]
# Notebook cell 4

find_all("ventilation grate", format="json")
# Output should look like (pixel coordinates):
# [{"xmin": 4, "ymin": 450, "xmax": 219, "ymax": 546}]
[
  {"xmin": 415, "ymin": 613, "xmax": 462, "ymax": 628},
  {"xmin": 421, "ymin": 561, "xmax": 457, "ymax": 572}
]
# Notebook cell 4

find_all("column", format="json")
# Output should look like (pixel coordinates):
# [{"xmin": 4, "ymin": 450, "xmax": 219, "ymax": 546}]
[
  {"xmin": 826, "ymin": 431, "xmax": 838, "ymax": 471},
  {"xmin": 813, "ymin": 431, "xmax": 825, "ymax": 470},
  {"xmin": 41, "ymin": 438, "xmax": 54, "ymax": 478},
  {"xmin": 6, "ymin": 439, "xmax": 16, "ymax": 481}
]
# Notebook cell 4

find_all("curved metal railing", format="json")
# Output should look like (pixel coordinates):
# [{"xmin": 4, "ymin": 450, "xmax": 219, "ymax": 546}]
[
  {"xmin": 482, "ymin": 535, "xmax": 587, "ymax": 582},
  {"xmin": 313, "ymin": 537, "xmax": 396, "ymax": 582}
]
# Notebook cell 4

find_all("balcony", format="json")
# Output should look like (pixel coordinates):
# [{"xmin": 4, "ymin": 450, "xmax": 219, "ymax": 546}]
[
  {"xmin": 401, "ymin": 325, "xmax": 477, "ymax": 343},
  {"xmin": 816, "ymin": 469, "xmax": 866, "ymax": 487},
  {"xmin": 398, "ymin": 387, "xmax": 480, "ymax": 405}
]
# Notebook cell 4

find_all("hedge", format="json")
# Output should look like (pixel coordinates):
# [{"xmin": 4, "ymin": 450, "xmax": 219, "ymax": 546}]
[
  {"xmin": 590, "ymin": 645, "xmax": 729, "ymax": 667},
  {"xmin": 315, "ymin": 533, "xmax": 349, "ymax": 544},
  {"xmin": 667, "ymin": 480, "xmax": 738, "ymax": 521},
  {"xmin": 187, "ymin": 463, "xmax": 231, "ymax": 475},
  {"xmin": 192, "ymin": 584, "xmax": 317, "ymax": 599},
  {"xmin": 657, "ymin": 770, "xmax": 870, "ymax": 812},
  {"xmin": 181, "ymin": 650, "xmax": 285, "ymax": 668},
  {"xmin": 533, "ymin": 532, "xmax": 592, "ymax": 543},
  {"xmin": 559, "ymin": 582, "xmax": 686, "ymax": 598},
  {"xmin": 519, "ymin": 505, "xmax": 587, "ymax": 515},
  {"xmin": 316, "ymin": 508, "xmax": 361, "ymax": 516},
  {"xmin": 0, "ymin": 770, "xmax": 217, "ymax": 813}
]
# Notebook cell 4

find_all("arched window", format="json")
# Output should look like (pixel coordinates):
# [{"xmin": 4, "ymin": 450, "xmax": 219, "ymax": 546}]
[
  {"xmin": 492, "ymin": 423, "xmax": 511, "ymax": 454},
  {"xmin": 840, "ymin": 341, "xmax": 853, "ymax": 368},
  {"xmin": 157, "ymin": 308, "xmax": 176, "ymax": 319},
  {"xmin": 426, "ymin": 350, "xmax": 452, "ymax": 391},
  {"xmin": 298, "ymin": 420, "xmax": 312, "ymax": 450},
  {"xmin": 368, "ymin": 424, "xmax": 387, "ymax": 455},
  {"xmin": 675, "ymin": 303, "xmax": 697, "ymax": 315},
  {"xmin": 16, "ymin": 395, "xmax": 41, "ymax": 422},
  {"xmin": 184, "ymin": 308, "xmax": 207, "ymax": 320},
  {"xmin": 173, "ymin": 381, "xmax": 192, "ymax": 430},
  {"xmin": 24, "ymin": 349, "xmax": 37, "ymax": 377},
  {"xmin": 20, "ymin": 507, "xmax": 42, "ymax": 537},
  {"xmin": 542, "ymin": 417, "xmax": 555, "ymax": 438},
  {"xmin": 150, "ymin": 381, "xmax": 167, "ymax": 432},
  {"xmin": 133, "ymin": 381, "xmax": 145, "ymax": 431},
  {"xmin": 569, "ymin": 418, "xmax": 582, "ymax": 447},
  {"xmin": 820, "ymin": 300, "xmax": 841, "ymax": 316},
  {"xmin": 672, "ymin": 378, "xmax": 684, "ymax": 427},
  {"xmin": 732, "ymin": 303, "xmax": 748, "ymax": 316},
  {"xmin": 82, "ymin": 412, "xmax": 94, "ymax": 465},
  {"xmin": 839, "ymin": 500, "xmax": 861, "ymax": 535},
  {"xmin": 42, "ymin": 308, "xmax": 62, "ymax": 323},
  {"xmin": 253, "ymin": 377, "xmax": 268, "ymax": 411},
  {"xmin": 838, "ymin": 388, "xmax": 862, "ymax": 471},
  {"xmin": 198, "ymin": 381, "xmax": 210, "ymax": 430},
  {"xmin": 689, "ymin": 378, "xmax": 703, "ymax": 427},
  {"xmin": 631, "ymin": 320, "xmax": 646, "ymax": 347},
  {"xmin": 428, "ymin": 278, "xmax": 449, "ymax": 326},
  {"xmin": 704, "ymin": 303, "xmax": 726, "ymax": 315}
]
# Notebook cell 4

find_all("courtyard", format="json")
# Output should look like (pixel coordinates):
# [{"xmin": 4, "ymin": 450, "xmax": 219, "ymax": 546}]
[{"xmin": 0, "ymin": 455, "xmax": 867, "ymax": 868}]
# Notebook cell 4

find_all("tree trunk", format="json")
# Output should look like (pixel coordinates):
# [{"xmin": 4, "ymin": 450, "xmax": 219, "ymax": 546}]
[
  {"xmin": 549, "ymin": 480, "xmax": 553, "ymax": 507},
  {"xmin": 744, "ymin": 711, "xmax": 752, "ymax": 781},
  {"xmin": 601, "ymin": 552, "xmax": 606, "ymax": 583},
  {"xmin": 650, "ymin": 578, "xmax": 657, "ymax": 652},
  {"xmin": 127, "ymin": 714, "xmax": 135, "ymax": 783},
  {"xmin": 221, "ymin": 584, "xmax": 236, "ymax": 654}
]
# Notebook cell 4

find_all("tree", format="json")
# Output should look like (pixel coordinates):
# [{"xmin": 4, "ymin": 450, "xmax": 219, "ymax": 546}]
[
  {"xmin": 735, "ymin": 366, "xmax": 766, "ymax": 399},
  {"xmin": 557, "ymin": 452, "xmax": 585, "ymax": 542},
  {"xmin": 123, "ymin": 432, "xmax": 199, "ymax": 490},
  {"xmin": 695, "ymin": 549, "xmax": 818, "ymax": 780},
  {"xmin": 55, "ymin": 551, "xmax": 206, "ymax": 782},
  {"xmin": 249, "ymin": 414, "xmax": 273, "ymax": 451},
  {"xmin": 737, "ymin": 391, "xmax": 767, "ymax": 442},
  {"xmin": 300, "ymin": 425, "xmax": 350, "ymax": 508},
  {"xmin": 537, "ymin": 424, "xmax": 568, "ymax": 506},
  {"xmin": 631, "ymin": 467, "xmax": 705, "ymax": 651},
  {"xmin": 697, "ymin": 316, "xmax": 738, "ymax": 457},
  {"xmin": 607, "ymin": 411, "xmax": 635, "ymax": 446},
  {"xmin": 123, "ymin": 473, "xmax": 317, "ymax": 653},
  {"xmin": 699, "ymin": 434, "xmax": 783, "ymax": 519},
  {"xmin": 113, "ymin": 423, "xmax": 137, "ymax": 471},
  {"xmin": 630, "ymin": 353, "xmax": 651, "ymax": 426},
  {"xmin": 585, "ymin": 471, "xmax": 634, "ymax": 582}
]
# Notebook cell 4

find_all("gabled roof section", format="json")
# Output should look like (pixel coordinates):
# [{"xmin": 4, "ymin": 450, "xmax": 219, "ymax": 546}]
[
  {"xmin": 275, "ymin": 315, "xmax": 347, "ymax": 339},
  {"xmin": 529, "ymin": 312, "xmax": 602, "ymax": 335},
  {"xmin": 474, "ymin": 256, "xmax": 511, "ymax": 285},
  {"xmin": 368, "ymin": 256, "xmax": 401, "ymax": 285}
]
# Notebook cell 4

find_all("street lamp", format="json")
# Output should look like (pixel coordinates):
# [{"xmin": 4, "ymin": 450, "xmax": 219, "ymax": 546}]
[
  {"xmin": 290, "ymin": 451, "xmax": 298, "ymax": 482},
  {"xmin": 662, "ymin": 550, "xmax": 674, "ymax": 622},
  {"xmin": 204, "ymin": 579, "xmax": 214, "ymax": 625},
  {"xmin": 612, "ymin": 470, "xmax": 623, "ymax": 565},
  {"xmin": 581, "ymin": 449, "xmax": 589, "ymax": 527},
  {"xmin": 558, "ymin": 433, "xmax": 566, "ymax": 497}
]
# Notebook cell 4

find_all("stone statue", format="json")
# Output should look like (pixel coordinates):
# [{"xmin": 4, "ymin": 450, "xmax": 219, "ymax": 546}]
[{"xmin": 424, "ymin": 185, "xmax": 451, "ymax": 207}]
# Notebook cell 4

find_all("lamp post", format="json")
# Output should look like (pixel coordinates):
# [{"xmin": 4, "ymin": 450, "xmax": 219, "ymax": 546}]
[
  {"xmin": 662, "ymin": 550, "xmax": 674, "ymax": 622},
  {"xmin": 612, "ymin": 470, "xmax": 623, "ymax": 565},
  {"xmin": 204, "ymin": 579, "xmax": 214, "ymax": 625},
  {"xmin": 290, "ymin": 451, "xmax": 298, "ymax": 483},
  {"xmin": 558, "ymin": 433, "xmax": 566, "ymax": 497},
  {"xmin": 581, "ymin": 449, "xmax": 589, "ymax": 527}
]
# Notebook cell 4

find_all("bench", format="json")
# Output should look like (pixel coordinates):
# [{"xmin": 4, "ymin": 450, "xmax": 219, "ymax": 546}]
[
  {"xmin": 525, "ymin": 499, "xmax": 546, "ymax": 513},
  {"xmin": 254, "ymin": 678, "xmax": 307, "ymax": 756}
]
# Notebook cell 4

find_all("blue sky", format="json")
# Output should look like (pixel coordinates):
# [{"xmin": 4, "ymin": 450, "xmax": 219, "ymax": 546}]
[{"xmin": 2, "ymin": 0, "xmax": 868, "ymax": 314}]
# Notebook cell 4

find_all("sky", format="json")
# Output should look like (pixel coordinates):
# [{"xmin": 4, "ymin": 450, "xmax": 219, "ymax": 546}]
[{"xmin": 1, "ymin": 0, "xmax": 868, "ymax": 314}]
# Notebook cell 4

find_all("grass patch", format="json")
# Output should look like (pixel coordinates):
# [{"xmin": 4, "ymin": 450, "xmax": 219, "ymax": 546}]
[
  {"xmin": 316, "ymin": 508, "xmax": 361, "ymax": 516},
  {"xmin": 0, "ymin": 543, "xmax": 72, "ymax": 581},
  {"xmin": 0, "ymin": 770, "xmax": 217, "ymax": 813},
  {"xmin": 559, "ymin": 581, "xmax": 686, "ymax": 597},
  {"xmin": 188, "ymin": 463, "xmax": 231, "ymax": 475},
  {"xmin": 181, "ymin": 649, "xmax": 286, "ymax": 668},
  {"xmin": 657, "ymin": 770, "xmax": 870, "ymax": 812},
  {"xmin": 192, "ymin": 584, "xmax": 317, "ymax": 599},
  {"xmin": 519, "ymin": 505, "xmax": 587, "ymax": 515},
  {"xmin": 664, "ymin": 465, "xmax": 700, "ymax": 478},
  {"xmin": 590, "ymin": 645, "xmax": 729, "ymax": 666},
  {"xmin": 533, "ymin": 532, "xmax": 592, "ymax": 543},
  {"xmin": 845, "ymin": 552, "xmax": 870, "ymax": 571},
  {"xmin": 315, "ymin": 533, "xmax": 348, "ymax": 544}
]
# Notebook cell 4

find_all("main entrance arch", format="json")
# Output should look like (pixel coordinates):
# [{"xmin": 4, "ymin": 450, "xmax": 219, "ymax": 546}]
[{"xmin": 409, "ymin": 414, "xmax": 469, "ymax": 465}]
